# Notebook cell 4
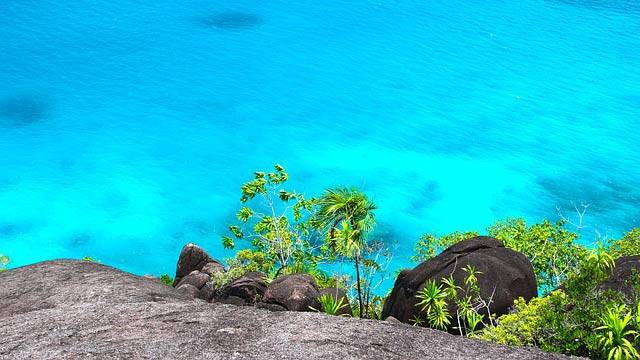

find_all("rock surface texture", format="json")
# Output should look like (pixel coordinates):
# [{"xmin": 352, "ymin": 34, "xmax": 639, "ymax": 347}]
[
  {"xmin": 0, "ymin": 260, "xmax": 578, "ymax": 359},
  {"xmin": 217, "ymin": 271, "xmax": 268, "ymax": 306},
  {"xmin": 173, "ymin": 243, "xmax": 223, "ymax": 286},
  {"xmin": 259, "ymin": 273, "xmax": 321, "ymax": 312},
  {"xmin": 600, "ymin": 255, "xmax": 640, "ymax": 298},
  {"xmin": 382, "ymin": 236, "xmax": 538, "ymax": 324}
]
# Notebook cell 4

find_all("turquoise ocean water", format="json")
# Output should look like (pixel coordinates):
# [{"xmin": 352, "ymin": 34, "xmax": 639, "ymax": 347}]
[{"xmin": 1, "ymin": 0, "xmax": 639, "ymax": 279}]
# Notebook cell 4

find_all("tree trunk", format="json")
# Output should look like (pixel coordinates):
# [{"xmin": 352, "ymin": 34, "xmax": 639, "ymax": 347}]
[{"xmin": 355, "ymin": 253, "xmax": 364, "ymax": 318}]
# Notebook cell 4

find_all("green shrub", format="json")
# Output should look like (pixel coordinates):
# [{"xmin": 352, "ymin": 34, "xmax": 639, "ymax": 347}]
[
  {"xmin": 159, "ymin": 274, "xmax": 173, "ymax": 286},
  {"xmin": 608, "ymin": 228, "xmax": 640, "ymax": 258},
  {"xmin": 488, "ymin": 218, "xmax": 588, "ymax": 293},
  {"xmin": 0, "ymin": 254, "xmax": 9, "ymax": 273},
  {"xmin": 478, "ymin": 244, "xmax": 639, "ymax": 358},
  {"xmin": 221, "ymin": 164, "xmax": 319, "ymax": 275},
  {"xmin": 412, "ymin": 231, "xmax": 479, "ymax": 262},
  {"xmin": 477, "ymin": 292, "xmax": 566, "ymax": 349},
  {"xmin": 595, "ymin": 304, "xmax": 640, "ymax": 360}
]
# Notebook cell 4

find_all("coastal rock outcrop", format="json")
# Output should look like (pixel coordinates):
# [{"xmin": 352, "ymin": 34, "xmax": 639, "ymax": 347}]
[
  {"xmin": 173, "ymin": 243, "xmax": 224, "ymax": 286},
  {"xmin": 176, "ymin": 269, "xmax": 211, "ymax": 289},
  {"xmin": 176, "ymin": 283, "xmax": 201, "ymax": 298},
  {"xmin": 382, "ymin": 236, "xmax": 537, "ymax": 325},
  {"xmin": 217, "ymin": 271, "xmax": 268, "ymax": 306},
  {"xmin": 0, "ymin": 260, "xmax": 575, "ymax": 359},
  {"xmin": 600, "ymin": 255, "xmax": 640, "ymax": 298},
  {"xmin": 259, "ymin": 273, "xmax": 321, "ymax": 312}
]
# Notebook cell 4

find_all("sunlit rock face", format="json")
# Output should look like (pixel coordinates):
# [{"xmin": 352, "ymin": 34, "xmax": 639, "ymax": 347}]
[{"xmin": 0, "ymin": 260, "xmax": 573, "ymax": 359}]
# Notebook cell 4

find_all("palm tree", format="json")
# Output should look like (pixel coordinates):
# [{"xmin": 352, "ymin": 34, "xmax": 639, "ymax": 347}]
[{"xmin": 315, "ymin": 187, "xmax": 376, "ymax": 318}]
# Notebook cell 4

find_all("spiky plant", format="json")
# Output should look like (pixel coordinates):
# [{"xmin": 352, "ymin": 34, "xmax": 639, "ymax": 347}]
[
  {"xmin": 416, "ymin": 280, "xmax": 451, "ymax": 330},
  {"xmin": 310, "ymin": 293, "xmax": 350, "ymax": 316},
  {"xmin": 595, "ymin": 304, "xmax": 639, "ymax": 360}
]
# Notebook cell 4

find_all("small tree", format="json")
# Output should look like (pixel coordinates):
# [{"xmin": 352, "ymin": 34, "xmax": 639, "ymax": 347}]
[
  {"xmin": 359, "ymin": 239, "xmax": 395, "ymax": 319},
  {"xmin": 314, "ymin": 187, "xmax": 376, "ymax": 318},
  {"xmin": 222, "ymin": 164, "xmax": 318, "ymax": 275}
]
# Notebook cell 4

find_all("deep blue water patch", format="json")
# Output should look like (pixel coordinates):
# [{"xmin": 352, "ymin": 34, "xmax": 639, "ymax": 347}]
[
  {"xmin": 197, "ymin": 11, "xmax": 263, "ymax": 30},
  {"xmin": 0, "ymin": 94, "xmax": 49, "ymax": 127},
  {"xmin": 68, "ymin": 233, "xmax": 93, "ymax": 248}
]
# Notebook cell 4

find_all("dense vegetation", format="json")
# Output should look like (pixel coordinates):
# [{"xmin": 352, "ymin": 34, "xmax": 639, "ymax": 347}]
[
  {"xmin": 220, "ymin": 164, "xmax": 392, "ymax": 318},
  {"xmin": 415, "ymin": 220, "xmax": 640, "ymax": 359},
  {"xmin": 217, "ymin": 164, "xmax": 640, "ymax": 359}
]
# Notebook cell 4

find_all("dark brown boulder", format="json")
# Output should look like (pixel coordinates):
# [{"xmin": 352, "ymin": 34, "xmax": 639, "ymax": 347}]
[
  {"xmin": 217, "ymin": 272, "xmax": 268, "ymax": 305},
  {"xmin": 173, "ymin": 243, "xmax": 221, "ymax": 286},
  {"xmin": 318, "ymin": 287, "xmax": 352, "ymax": 316},
  {"xmin": 259, "ymin": 274, "xmax": 321, "ymax": 312},
  {"xmin": 600, "ymin": 256, "xmax": 640, "ymax": 299},
  {"xmin": 382, "ymin": 236, "xmax": 537, "ymax": 326}
]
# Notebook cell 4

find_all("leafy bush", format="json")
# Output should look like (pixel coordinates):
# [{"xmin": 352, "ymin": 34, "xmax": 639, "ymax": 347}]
[
  {"xmin": 222, "ymin": 164, "xmax": 319, "ymax": 275},
  {"xmin": 488, "ymin": 218, "xmax": 588, "ymax": 293},
  {"xmin": 478, "ymin": 244, "xmax": 639, "ymax": 358},
  {"xmin": 595, "ymin": 304, "xmax": 640, "ymax": 360},
  {"xmin": 412, "ymin": 231, "xmax": 479, "ymax": 262},
  {"xmin": 609, "ymin": 228, "xmax": 640, "ymax": 259},
  {"xmin": 0, "ymin": 254, "xmax": 9, "ymax": 273},
  {"xmin": 159, "ymin": 274, "xmax": 174, "ymax": 286},
  {"xmin": 220, "ymin": 165, "xmax": 390, "ymax": 319}
]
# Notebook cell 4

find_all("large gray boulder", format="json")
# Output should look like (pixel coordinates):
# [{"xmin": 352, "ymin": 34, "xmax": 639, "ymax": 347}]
[
  {"xmin": 0, "ymin": 260, "xmax": 577, "ymax": 359},
  {"xmin": 383, "ymin": 236, "xmax": 538, "ymax": 326}
]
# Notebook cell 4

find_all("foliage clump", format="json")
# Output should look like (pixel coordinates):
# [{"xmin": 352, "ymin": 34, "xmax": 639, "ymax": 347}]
[
  {"xmin": 0, "ymin": 254, "xmax": 9, "ymax": 273},
  {"xmin": 414, "ymin": 265, "xmax": 492, "ymax": 336},
  {"xmin": 310, "ymin": 293, "xmax": 350, "ymax": 316},
  {"xmin": 609, "ymin": 229, "xmax": 640, "ymax": 259},
  {"xmin": 220, "ymin": 165, "xmax": 392, "ymax": 318},
  {"xmin": 159, "ymin": 274, "xmax": 174, "ymax": 286},
  {"xmin": 478, "ymin": 236, "xmax": 640, "ymax": 359},
  {"xmin": 413, "ymin": 218, "xmax": 640, "ymax": 359}
]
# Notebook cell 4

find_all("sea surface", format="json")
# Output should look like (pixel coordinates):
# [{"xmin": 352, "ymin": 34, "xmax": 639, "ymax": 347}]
[{"xmin": 1, "ymin": 0, "xmax": 639, "ymax": 280}]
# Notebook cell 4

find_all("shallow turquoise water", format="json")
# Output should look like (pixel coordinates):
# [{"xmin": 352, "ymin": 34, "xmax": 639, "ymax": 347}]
[{"xmin": 1, "ymin": 0, "xmax": 639, "ymax": 278}]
